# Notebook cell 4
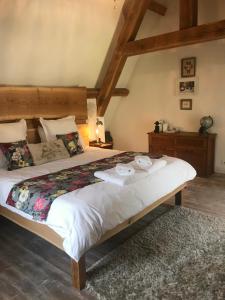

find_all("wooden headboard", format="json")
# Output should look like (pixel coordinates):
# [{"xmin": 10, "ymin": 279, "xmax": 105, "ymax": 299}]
[{"xmin": 0, "ymin": 86, "xmax": 89, "ymax": 144}]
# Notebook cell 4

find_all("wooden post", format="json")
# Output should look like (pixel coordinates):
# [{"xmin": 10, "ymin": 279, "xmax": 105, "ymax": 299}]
[
  {"xmin": 71, "ymin": 255, "xmax": 86, "ymax": 290},
  {"xmin": 180, "ymin": 0, "xmax": 198, "ymax": 30},
  {"xmin": 175, "ymin": 191, "xmax": 182, "ymax": 206},
  {"xmin": 96, "ymin": 0, "xmax": 150, "ymax": 116}
]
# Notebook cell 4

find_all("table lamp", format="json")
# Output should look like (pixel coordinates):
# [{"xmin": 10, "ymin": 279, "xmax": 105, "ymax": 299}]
[{"xmin": 96, "ymin": 118, "xmax": 103, "ymax": 143}]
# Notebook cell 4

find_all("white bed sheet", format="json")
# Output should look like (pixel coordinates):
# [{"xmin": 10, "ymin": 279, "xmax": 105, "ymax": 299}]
[{"xmin": 0, "ymin": 147, "xmax": 196, "ymax": 261}]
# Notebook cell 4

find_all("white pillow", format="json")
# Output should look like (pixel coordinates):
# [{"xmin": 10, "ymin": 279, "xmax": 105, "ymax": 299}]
[
  {"xmin": 40, "ymin": 116, "xmax": 85, "ymax": 149},
  {"xmin": 0, "ymin": 150, "xmax": 7, "ymax": 169},
  {"xmin": 38, "ymin": 126, "xmax": 47, "ymax": 143},
  {"xmin": 0, "ymin": 119, "xmax": 27, "ymax": 143}
]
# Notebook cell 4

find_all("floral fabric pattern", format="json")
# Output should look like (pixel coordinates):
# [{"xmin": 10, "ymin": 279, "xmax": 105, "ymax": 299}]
[
  {"xmin": 56, "ymin": 131, "xmax": 83, "ymax": 157},
  {"xmin": 6, "ymin": 151, "xmax": 148, "ymax": 221},
  {"xmin": 0, "ymin": 140, "xmax": 34, "ymax": 171}
]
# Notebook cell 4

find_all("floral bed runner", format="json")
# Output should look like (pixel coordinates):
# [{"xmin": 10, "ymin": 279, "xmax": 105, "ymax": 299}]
[{"xmin": 6, "ymin": 151, "xmax": 148, "ymax": 221}]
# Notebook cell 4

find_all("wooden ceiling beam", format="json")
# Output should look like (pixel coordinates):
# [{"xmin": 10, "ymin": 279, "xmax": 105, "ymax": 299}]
[
  {"xmin": 0, "ymin": 85, "xmax": 129, "ymax": 100},
  {"xmin": 123, "ymin": 19, "xmax": 225, "ymax": 57},
  {"xmin": 180, "ymin": 0, "xmax": 198, "ymax": 29},
  {"xmin": 87, "ymin": 88, "xmax": 129, "ymax": 99},
  {"xmin": 149, "ymin": 1, "xmax": 167, "ymax": 16},
  {"xmin": 96, "ymin": 0, "xmax": 151, "ymax": 116}
]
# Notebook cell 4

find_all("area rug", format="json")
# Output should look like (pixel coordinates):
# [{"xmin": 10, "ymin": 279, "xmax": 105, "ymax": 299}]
[{"xmin": 86, "ymin": 206, "xmax": 225, "ymax": 300}]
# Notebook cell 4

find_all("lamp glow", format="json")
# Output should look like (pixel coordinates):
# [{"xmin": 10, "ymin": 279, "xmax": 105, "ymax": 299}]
[{"xmin": 96, "ymin": 127, "xmax": 99, "ymax": 143}]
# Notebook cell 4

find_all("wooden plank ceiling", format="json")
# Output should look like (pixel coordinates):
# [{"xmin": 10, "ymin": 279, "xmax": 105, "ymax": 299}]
[{"xmin": 96, "ymin": 0, "xmax": 225, "ymax": 116}]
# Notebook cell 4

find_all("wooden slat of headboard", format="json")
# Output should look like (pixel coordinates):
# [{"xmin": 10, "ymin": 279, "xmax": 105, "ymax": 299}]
[
  {"xmin": 0, "ymin": 86, "xmax": 89, "ymax": 144},
  {"xmin": 0, "ymin": 87, "xmax": 87, "ymax": 124}
]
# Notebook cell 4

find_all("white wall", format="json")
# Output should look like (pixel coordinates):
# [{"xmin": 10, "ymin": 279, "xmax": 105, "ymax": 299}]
[
  {"xmin": 0, "ymin": 0, "xmax": 224, "ymax": 169},
  {"xmin": 106, "ymin": 0, "xmax": 225, "ymax": 173},
  {"xmin": 0, "ymin": 0, "xmax": 139, "ymax": 141},
  {"xmin": 0, "ymin": 0, "xmax": 128, "ymax": 87}
]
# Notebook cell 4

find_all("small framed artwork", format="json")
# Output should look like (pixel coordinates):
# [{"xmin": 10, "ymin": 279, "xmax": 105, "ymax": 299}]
[
  {"xmin": 180, "ymin": 99, "xmax": 192, "ymax": 110},
  {"xmin": 181, "ymin": 57, "xmax": 196, "ymax": 77},
  {"xmin": 177, "ymin": 77, "xmax": 198, "ymax": 95}
]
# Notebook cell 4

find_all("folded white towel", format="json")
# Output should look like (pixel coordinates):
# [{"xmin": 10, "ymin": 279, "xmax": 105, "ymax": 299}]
[
  {"xmin": 94, "ymin": 167, "xmax": 147, "ymax": 186},
  {"xmin": 94, "ymin": 159, "xmax": 167, "ymax": 186},
  {"xmin": 135, "ymin": 155, "xmax": 152, "ymax": 170},
  {"xmin": 115, "ymin": 163, "xmax": 135, "ymax": 176},
  {"xmin": 147, "ymin": 159, "xmax": 167, "ymax": 174}
]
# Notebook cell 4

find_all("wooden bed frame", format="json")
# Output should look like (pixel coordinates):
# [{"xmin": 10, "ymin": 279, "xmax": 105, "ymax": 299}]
[
  {"xmin": 0, "ymin": 86, "xmax": 186, "ymax": 290},
  {"xmin": 0, "ymin": 186, "xmax": 184, "ymax": 290}
]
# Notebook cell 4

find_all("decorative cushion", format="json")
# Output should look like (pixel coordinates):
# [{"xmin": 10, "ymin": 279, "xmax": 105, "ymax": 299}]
[
  {"xmin": 0, "ymin": 140, "xmax": 34, "ymax": 171},
  {"xmin": 28, "ymin": 140, "xmax": 70, "ymax": 166},
  {"xmin": 56, "ymin": 132, "xmax": 84, "ymax": 157},
  {"xmin": 0, "ymin": 119, "xmax": 27, "ymax": 143},
  {"xmin": 39, "ymin": 116, "xmax": 86, "ymax": 150},
  {"xmin": 0, "ymin": 119, "xmax": 27, "ymax": 169}
]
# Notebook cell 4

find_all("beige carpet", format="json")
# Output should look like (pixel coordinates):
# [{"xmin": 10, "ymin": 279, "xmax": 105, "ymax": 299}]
[{"xmin": 87, "ymin": 206, "xmax": 225, "ymax": 300}]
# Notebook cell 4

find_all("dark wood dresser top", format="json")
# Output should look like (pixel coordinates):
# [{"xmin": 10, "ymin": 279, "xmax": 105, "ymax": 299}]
[
  {"xmin": 147, "ymin": 131, "xmax": 216, "ymax": 177},
  {"xmin": 147, "ymin": 131, "xmax": 217, "ymax": 137}
]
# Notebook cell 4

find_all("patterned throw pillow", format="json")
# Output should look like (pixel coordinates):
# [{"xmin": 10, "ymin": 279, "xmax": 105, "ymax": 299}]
[
  {"xmin": 0, "ymin": 140, "xmax": 34, "ymax": 171},
  {"xmin": 28, "ymin": 140, "xmax": 70, "ymax": 166},
  {"xmin": 56, "ymin": 132, "xmax": 84, "ymax": 157}
]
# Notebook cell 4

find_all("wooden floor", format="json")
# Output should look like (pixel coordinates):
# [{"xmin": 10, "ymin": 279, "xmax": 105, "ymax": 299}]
[
  {"xmin": 169, "ymin": 173, "xmax": 225, "ymax": 217},
  {"xmin": 0, "ymin": 174, "xmax": 224, "ymax": 300}
]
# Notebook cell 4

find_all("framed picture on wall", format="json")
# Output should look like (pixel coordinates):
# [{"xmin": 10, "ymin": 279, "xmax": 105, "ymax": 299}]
[
  {"xmin": 181, "ymin": 57, "xmax": 196, "ymax": 77},
  {"xmin": 177, "ymin": 77, "xmax": 198, "ymax": 95},
  {"xmin": 180, "ymin": 99, "xmax": 192, "ymax": 110}
]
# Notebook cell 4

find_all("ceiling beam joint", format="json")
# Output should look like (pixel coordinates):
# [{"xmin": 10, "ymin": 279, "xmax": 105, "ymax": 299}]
[{"xmin": 149, "ymin": 0, "xmax": 167, "ymax": 16}]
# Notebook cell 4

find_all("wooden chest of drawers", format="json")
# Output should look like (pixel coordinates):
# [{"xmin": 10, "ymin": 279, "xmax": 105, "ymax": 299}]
[{"xmin": 147, "ymin": 132, "xmax": 216, "ymax": 177}]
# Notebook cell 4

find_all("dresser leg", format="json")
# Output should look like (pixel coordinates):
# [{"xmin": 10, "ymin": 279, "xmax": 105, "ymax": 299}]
[{"xmin": 175, "ymin": 190, "xmax": 182, "ymax": 206}]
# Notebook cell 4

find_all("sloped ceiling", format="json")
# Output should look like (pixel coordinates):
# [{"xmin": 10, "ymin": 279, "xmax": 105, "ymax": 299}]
[
  {"xmin": 114, "ymin": 0, "xmax": 225, "ymax": 90},
  {"xmin": 0, "ymin": 0, "xmax": 171, "ymax": 88},
  {"xmin": 0, "ymin": 0, "xmax": 129, "ymax": 86},
  {"xmin": 0, "ymin": 0, "xmax": 223, "ymax": 88}
]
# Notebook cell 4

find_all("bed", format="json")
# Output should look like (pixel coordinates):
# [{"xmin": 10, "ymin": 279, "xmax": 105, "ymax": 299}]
[{"xmin": 0, "ymin": 86, "xmax": 196, "ymax": 290}]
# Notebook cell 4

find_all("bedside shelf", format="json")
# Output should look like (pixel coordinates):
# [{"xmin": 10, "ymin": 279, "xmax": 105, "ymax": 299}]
[{"xmin": 89, "ymin": 141, "xmax": 113, "ymax": 149}]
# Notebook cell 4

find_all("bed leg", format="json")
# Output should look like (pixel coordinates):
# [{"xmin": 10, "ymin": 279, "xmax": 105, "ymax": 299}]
[
  {"xmin": 71, "ymin": 255, "xmax": 86, "ymax": 290},
  {"xmin": 175, "ymin": 190, "xmax": 182, "ymax": 206}
]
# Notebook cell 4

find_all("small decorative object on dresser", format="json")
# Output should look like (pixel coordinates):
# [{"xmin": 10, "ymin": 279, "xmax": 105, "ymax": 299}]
[
  {"xmin": 89, "ymin": 141, "xmax": 113, "ymax": 149},
  {"xmin": 154, "ymin": 121, "xmax": 160, "ymax": 133},
  {"xmin": 162, "ymin": 122, "xmax": 168, "ymax": 132},
  {"xmin": 147, "ymin": 131, "xmax": 216, "ymax": 177},
  {"xmin": 199, "ymin": 116, "xmax": 213, "ymax": 134}
]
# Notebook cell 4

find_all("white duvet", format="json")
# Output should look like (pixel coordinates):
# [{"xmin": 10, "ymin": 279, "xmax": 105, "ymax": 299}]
[{"xmin": 0, "ymin": 147, "xmax": 196, "ymax": 261}]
